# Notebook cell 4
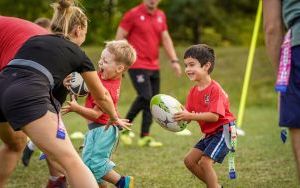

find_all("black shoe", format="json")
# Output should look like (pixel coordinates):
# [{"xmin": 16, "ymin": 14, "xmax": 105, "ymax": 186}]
[{"xmin": 22, "ymin": 145, "xmax": 34, "ymax": 167}]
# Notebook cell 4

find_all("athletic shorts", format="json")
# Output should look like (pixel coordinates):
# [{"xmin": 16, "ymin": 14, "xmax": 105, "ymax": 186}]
[
  {"xmin": 0, "ymin": 67, "xmax": 59, "ymax": 130},
  {"xmin": 82, "ymin": 123, "xmax": 119, "ymax": 183},
  {"xmin": 194, "ymin": 131, "xmax": 229, "ymax": 163},
  {"xmin": 279, "ymin": 45, "xmax": 300, "ymax": 128}
]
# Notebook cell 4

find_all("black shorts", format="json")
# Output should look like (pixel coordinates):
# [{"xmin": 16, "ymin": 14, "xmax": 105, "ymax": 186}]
[{"xmin": 0, "ymin": 67, "xmax": 59, "ymax": 130}]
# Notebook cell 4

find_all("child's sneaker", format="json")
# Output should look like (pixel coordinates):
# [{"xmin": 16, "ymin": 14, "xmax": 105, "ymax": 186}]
[
  {"xmin": 22, "ymin": 145, "xmax": 34, "ymax": 167},
  {"xmin": 120, "ymin": 132, "xmax": 133, "ymax": 145},
  {"xmin": 128, "ymin": 131, "xmax": 135, "ymax": 138},
  {"xmin": 137, "ymin": 136, "xmax": 163, "ymax": 147},
  {"xmin": 46, "ymin": 176, "xmax": 67, "ymax": 188},
  {"xmin": 124, "ymin": 176, "xmax": 134, "ymax": 188},
  {"xmin": 175, "ymin": 128, "xmax": 192, "ymax": 136}
]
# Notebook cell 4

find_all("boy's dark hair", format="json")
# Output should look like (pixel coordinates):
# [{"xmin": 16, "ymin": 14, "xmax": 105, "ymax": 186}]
[{"xmin": 184, "ymin": 44, "xmax": 215, "ymax": 74}]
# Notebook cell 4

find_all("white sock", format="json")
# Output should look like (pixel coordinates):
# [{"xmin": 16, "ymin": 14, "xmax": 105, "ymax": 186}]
[
  {"xmin": 49, "ymin": 176, "xmax": 59, "ymax": 181},
  {"xmin": 27, "ymin": 141, "xmax": 36, "ymax": 151}
]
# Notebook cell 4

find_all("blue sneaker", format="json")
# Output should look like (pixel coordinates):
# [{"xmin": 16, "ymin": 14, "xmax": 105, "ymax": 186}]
[{"xmin": 124, "ymin": 176, "xmax": 134, "ymax": 188}]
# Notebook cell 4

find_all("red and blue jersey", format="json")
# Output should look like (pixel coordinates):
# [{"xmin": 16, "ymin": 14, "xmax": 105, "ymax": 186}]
[
  {"xmin": 185, "ymin": 80, "xmax": 236, "ymax": 134},
  {"xmin": 119, "ymin": 3, "xmax": 168, "ymax": 70}
]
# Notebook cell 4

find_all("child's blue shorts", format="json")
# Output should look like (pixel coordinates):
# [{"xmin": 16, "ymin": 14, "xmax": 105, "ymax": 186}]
[
  {"xmin": 280, "ymin": 45, "xmax": 300, "ymax": 128},
  {"xmin": 82, "ymin": 123, "xmax": 119, "ymax": 183},
  {"xmin": 194, "ymin": 130, "xmax": 229, "ymax": 163}
]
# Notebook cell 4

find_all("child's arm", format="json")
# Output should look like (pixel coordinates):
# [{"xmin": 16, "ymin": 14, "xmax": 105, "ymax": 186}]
[
  {"xmin": 61, "ymin": 96, "xmax": 103, "ymax": 121},
  {"xmin": 174, "ymin": 110, "xmax": 219, "ymax": 123}
]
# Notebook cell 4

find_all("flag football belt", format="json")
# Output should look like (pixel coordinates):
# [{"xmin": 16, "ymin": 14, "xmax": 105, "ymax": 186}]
[
  {"xmin": 8, "ymin": 59, "xmax": 65, "ymax": 140},
  {"xmin": 223, "ymin": 121, "xmax": 237, "ymax": 179},
  {"xmin": 8, "ymin": 59, "xmax": 54, "ymax": 89}
]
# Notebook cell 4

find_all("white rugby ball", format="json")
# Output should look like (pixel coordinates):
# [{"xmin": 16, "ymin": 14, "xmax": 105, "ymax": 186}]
[
  {"xmin": 69, "ymin": 72, "xmax": 89, "ymax": 97},
  {"xmin": 150, "ymin": 94, "xmax": 187, "ymax": 132}
]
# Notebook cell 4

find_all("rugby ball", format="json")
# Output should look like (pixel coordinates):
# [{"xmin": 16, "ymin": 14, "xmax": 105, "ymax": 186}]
[
  {"xmin": 150, "ymin": 94, "xmax": 187, "ymax": 132},
  {"xmin": 69, "ymin": 72, "xmax": 89, "ymax": 97}
]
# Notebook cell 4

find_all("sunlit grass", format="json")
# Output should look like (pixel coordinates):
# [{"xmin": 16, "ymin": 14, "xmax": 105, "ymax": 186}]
[{"xmin": 7, "ymin": 46, "xmax": 297, "ymax": 188}]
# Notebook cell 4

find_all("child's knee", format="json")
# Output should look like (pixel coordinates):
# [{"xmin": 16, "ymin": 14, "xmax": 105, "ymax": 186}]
[
  {"xmin": 184, "ymin": 156, "xmax": 195, "ymax": 169},
  {"xmin": 199, "ymin": 156, "xmax": 214, "ymax": 169}
]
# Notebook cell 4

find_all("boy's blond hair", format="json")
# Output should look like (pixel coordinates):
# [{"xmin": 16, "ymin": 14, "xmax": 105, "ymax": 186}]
[{"xmin": 105, "ymin": 40, "xmax": 136, "ymax": 70}]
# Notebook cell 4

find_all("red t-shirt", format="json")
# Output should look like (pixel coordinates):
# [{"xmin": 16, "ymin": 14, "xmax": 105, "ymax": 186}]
[
  {"xmin": 119, "ymin": 3, "xmax": 168, "ymax": 70},
  {"xmin": 84, "ymin": 73, "xmax": 121, "ymax": 124},
  {"xmin": 0, "ymin": 16, "xmax": 49, "ymax": 70},
  {"xmin": 185, "ymin": 80, "xmax": 236, "ymax": 135}
]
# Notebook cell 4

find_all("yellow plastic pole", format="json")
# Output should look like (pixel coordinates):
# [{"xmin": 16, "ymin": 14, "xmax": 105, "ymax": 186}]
[{"xmin": 237, "ymin": 0, "xmax": 262, "ymax": 127}]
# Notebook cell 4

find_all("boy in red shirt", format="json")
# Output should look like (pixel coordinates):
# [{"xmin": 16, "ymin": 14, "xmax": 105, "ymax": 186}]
[
  {"xmin": 62, "ymin": 40, "xmax": 136, "ymax": 188},
  {"xmin": 174, "ymin": 44, "xmax": 236, "ymax": 188}
]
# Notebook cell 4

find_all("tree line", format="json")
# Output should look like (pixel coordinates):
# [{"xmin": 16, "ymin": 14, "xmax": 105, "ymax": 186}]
[{"xmin": 0, "ymin": 0, "xmax": 262, "ymax": 46}]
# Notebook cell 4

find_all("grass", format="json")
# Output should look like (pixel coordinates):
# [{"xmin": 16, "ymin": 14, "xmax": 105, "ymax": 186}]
[{"xmin": 6, "ymin": 46, "xmax": 298, "ymax": 187}]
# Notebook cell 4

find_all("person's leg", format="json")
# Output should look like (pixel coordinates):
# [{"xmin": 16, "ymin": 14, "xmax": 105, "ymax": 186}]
[
  {"xmin": 290, "ymin": 128, "xmax": 300, "ymax": 181},
  {"xmin": 46, "ymin": 158, "xmax": 67, "ymax": 188},
  {"xmin": 22, "ymin": 140, "xmax": 36, "ymax": 167},
  {"xmin": 102, "ymin": 170, "xmax": 121, "ymax": 184},
  {"xmin": 184, "ymin": 148, "xmax": 206, "ymax": 182},
  {"xmin": 22, "ymin": 111, "xmax": 98, "ymax": 188},
  {"xmin": 125, "ymin": 70, "xmax": 150, "ymax": 123},
  {"xmin": 103, "ymin": 171, "xmax": 133, "ymax": 188},
  {"xmin": 126, "ymin": 69, "xmax": 153, "ymax": 138},
  {"xmin": 0, "ymin": 122, "xmax": 27, "ymax": 187},
  {"xmin": 98, "ymin": 181, "xmax": 108, "ymax": 188},
  {"xmin": 199, "ymin": 156, "xmax": 219, "ymax": 188},
  {"xmin": 140, "ymin": 71, "xmax": 159, "ymax": 137},
  {"xmin": 46, "ymin": 158, "xmax": 65, "ymax": 177}
]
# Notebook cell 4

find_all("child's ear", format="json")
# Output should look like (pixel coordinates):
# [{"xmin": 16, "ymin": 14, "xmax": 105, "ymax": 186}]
[
  {"xmin": 74, "ymin": 25, "xmax": 81, "ymax": 37},
  {"xmin": 204, "ymin": 62, "xmax": 211, "ymax": 71},
  {"xmin": 116, "ymin": 64, "xmax": 125, "ymax": 73}
]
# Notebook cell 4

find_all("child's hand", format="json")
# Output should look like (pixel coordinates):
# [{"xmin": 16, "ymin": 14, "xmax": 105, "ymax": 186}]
[
  {"xmin": 63, "ymin": 74, "xmax": 72, "ymax": 89},
  {"xmin": 61, "ymin": 95, "xmax": 80, "ymax": 115},
  {"xmin": 106, "ymin": 118, "xmax": 132, "ymax": 131},
  {"xmin": 174, "ymin": 110, "xmax": 192, "ymax": 121}
]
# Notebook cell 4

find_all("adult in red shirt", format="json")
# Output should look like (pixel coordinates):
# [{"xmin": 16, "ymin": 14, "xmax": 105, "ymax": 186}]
[
  {"xmin": 0, "ymin": 16, "xmax": 49, "ymax": 186},
  {"xmin": 116, "ymin": 0, "xmax": 182, "ymax": 146},
  {"xmin": 0, "ymin": 16, "xmax": 49, "ymax": 70}
]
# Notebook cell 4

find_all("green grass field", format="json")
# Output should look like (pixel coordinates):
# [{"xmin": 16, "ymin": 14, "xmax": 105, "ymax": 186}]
[{"xmin": 7, "ymin": 46, "xmax": 298, "ymax": 188}]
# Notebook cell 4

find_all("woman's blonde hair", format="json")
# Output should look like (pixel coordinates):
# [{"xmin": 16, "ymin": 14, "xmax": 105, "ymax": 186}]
[
  {"xmin": 50, "ymin": 0, "xmax": 87, "ymax": 37},
  {"xmin": 105, "ymin": 40, "xmax": 137, "ymax": 69}
]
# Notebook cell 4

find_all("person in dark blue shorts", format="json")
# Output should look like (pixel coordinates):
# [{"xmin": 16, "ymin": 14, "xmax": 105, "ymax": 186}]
[{"xmin": 263, "ymin": 0, "xmax": 300, "ymax": 181}]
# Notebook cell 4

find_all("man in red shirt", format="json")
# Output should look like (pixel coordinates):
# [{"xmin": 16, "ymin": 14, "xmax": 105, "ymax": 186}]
[
  {"xmin": 0, "ymin": 16, "xmax": 48, "ymax": 70},
  {"xmin": 174, "ymin": 44, "xmax": 236, "ymax": 187},
  {"xmin": 116, "ymin": 0, "xmax": 182, "ymax": 147},
  {"xmin": 0, "ymin": 16, "xmax": 48, "ymax": 187}
]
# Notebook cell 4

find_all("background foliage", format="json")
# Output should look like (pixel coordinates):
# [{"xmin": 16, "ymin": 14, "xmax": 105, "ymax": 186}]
[{"xmin": 0, "ymin": 0, "xmax": 262, "ymax": 46}]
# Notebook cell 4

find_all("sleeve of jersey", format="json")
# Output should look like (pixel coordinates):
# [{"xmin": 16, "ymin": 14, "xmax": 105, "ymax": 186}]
[
  {"xmin": 209, "ymin": 87, "xmax": 225, "ymax": 117},
  {"xmin": 161, "ymin": 12, "xmax": 168, "ymax": 31},
  {"xmin": 76, "ymin": 51, "xmax": 95, "ymax": 73},
  {"xmin": 185, "ymin": 89, "xmax": 193, "ymax": 112},
  {"xmin": 119, "ymin": 11, "xmax": 133, "ymax": 32}
]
